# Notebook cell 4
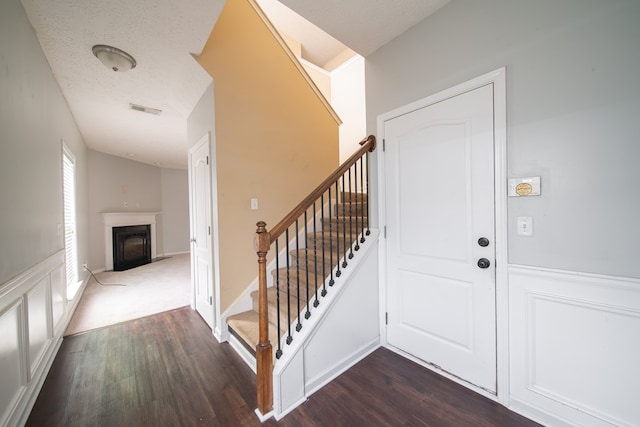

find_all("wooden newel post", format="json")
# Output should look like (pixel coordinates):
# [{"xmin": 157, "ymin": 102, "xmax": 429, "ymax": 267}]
[{"xmin": 254, "ymin": 221, "xmax": 273, "ymax": 415}]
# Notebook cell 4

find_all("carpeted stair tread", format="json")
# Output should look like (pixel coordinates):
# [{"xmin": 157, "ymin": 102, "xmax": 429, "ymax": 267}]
[
  {"xmin": 250, "ymin": 287, "xmax": 312, "ymax": 326},
  {"xmin": 227, "ymin": 310, "xmax": 281, "ymax": 356},
  {"xmin": 271, "ymin": 269, "xmax": 327, "ymax": 296}
]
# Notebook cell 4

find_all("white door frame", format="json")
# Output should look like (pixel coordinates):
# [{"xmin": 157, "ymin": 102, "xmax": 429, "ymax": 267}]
[
  {"xmin": 377, "ymin": 68, "xmax": 508, "ymax": 404},
  {"xmin": 188, "ymin": 132, "xmax": 223, "ymax": 339}
]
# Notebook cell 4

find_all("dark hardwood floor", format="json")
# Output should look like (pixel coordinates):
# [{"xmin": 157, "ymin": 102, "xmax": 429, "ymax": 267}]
[{"xmin": 27, "ymin": 307, "xmax": 539, "ymax": 427}]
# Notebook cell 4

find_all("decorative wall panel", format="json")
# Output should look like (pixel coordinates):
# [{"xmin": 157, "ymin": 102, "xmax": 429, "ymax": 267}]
[{"xmin": 509, "ymin": 266, "xmax": 640, "ymax": 427}]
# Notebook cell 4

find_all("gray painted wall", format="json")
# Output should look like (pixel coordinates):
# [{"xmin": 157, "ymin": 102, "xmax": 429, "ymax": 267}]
[
  {"xmin": 0, "ymin": 0, "xmax": 89, "ymax": 286},
  {"xmin": 187, "ymin": 83, "xmax": 215, "ymax": 151},
  {"xmin": 366, "ymin": 0, "xmax": 640, "ymax": 278},
  {"xmin": 87, "ymin": 150, "xmax": 190, "ymax": 269},
  {"xmin": 161, "ymin": 168, "xmax": 190, "ymax": 254},
  {"xmin": 87, "ymin": 150, "xmax": 161, "ymax": 269}
]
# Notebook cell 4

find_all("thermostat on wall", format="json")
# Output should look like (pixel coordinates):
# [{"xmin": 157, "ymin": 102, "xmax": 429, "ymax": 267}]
[{"xmin": 508, "ymin": 177, "xmax": 541, "ymax": 197}]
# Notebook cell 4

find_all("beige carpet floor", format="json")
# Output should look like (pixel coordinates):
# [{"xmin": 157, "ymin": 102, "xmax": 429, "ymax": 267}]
[{"xmin": 65, "ymin": 253, "xmax": 191, "ymax": 336}]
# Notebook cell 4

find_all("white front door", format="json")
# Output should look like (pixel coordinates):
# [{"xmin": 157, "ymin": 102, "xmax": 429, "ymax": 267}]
[
  {"xmin": 189, "ymin": 134, "xmax": 215, "ymax": 329},
  {"xmin": 384, "ymin": 83, "xmax": 497, "ymax": 392}
]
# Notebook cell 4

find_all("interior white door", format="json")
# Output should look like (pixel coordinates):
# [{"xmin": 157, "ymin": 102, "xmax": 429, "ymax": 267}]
[
  {"xmin": 189, "ymin": 135, "xmax": 215, "ymax": 329},
  {"xmin": 384, "ymin": 84, "xmax": 497, "ymax": 392}
]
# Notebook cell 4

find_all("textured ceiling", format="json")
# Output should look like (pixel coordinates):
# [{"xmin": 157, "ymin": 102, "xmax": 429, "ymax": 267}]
[
  {"xmin": 20, "ymin": 0, "xmax": 223, "ymax": 169},
  {"xmin": 20, "ymin": 0, "xmax": 448, "ymax": 169}
]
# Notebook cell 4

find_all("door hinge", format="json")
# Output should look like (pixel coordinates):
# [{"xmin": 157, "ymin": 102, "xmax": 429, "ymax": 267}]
[
  {"xmin": 206, "ymin": 155, "xmax": 209, "ymax": 165},
  {"xmin": 383, "ymin": 138, "xmax": 386, "ymax": 152},
  {"xmin": 209, "ymin": 296, "xmax": 213, "ymax": 305},
  {"xmin": 385, "ymin": 312, "xmax": 388, "ymax": 325},
  {"xmin": 208, "ymin": 226, "xmax": 211, "ymax": 235},
  {"xmin": 384, "ymin": 226, "xmax": 387, "ymax": 238}
]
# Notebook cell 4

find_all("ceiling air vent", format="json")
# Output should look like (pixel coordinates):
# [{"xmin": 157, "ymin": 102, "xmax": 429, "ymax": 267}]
[{"xmin": 129, "ymin": 103, "xmax": 162, "ymax": 115}]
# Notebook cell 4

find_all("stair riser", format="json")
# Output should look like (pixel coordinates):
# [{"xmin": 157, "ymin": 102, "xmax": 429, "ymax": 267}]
[
  {"xmin": 290, "ymin": 249, "xmax": 352, "ymax": 264},
  {"xmin": 341, "ymin": 192, "xmax": 368, "ymax": 203},
  {"xmin": 252, "ymin": 298, "xmax": 307, "ymax": 327},
  {"xmin": 272, "ymin": 282, "xmax": 320, "ymax": 299},
  {"xmin": 288, "ymin": 262, "xmax": 333, "ymax": 275},
  {"xmin": 270, "ymin": 272, "xmax": 326, "ymax": 296},
  {"xmin": 335, "ymin": 204, "xmax": 367, "ymax": 216},
  {"xmin": 307, "ymin": 234, "xmax": 361, "ymax": 249},
  {"xmin": 321, "ymin": 220, "xmax": 368, "ymax": 233}
]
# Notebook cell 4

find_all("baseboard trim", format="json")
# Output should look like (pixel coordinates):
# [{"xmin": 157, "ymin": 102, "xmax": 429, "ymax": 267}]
[
  {"xmin": 254, "ymin": 408, "xmax": 274, "ymax": 422},
  {"xmin": 274, "ymin": 396, "xmax": 307, "ymax": 421},
  {"xmin": 509, "ymin": 397, "xmax": 575, "ymax": 427},
  {"xmin": 305, "ymin": 338, "xmax": 380, "ymax": 397},
  {"xmin": 161, "ymin": 251, "xmax": 190, "ymax": 257},
  {"xmin": 14, "ymin": 337, "xmax": 63, "ymax": 426}
]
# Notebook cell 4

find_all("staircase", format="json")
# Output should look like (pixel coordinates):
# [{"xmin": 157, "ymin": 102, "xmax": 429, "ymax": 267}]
[
  {"xmin": 225, "ymin": 135, "xmax": 376, "ymax": 417},
  {"xmin": 227, "ymin": 193, "xmax": 369, "ymax": 357}
]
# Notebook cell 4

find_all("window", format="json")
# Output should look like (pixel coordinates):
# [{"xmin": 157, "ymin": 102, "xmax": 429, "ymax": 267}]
[{"xmin": 62, "ymin": 143, "xmax": 80, "ymax": 298}]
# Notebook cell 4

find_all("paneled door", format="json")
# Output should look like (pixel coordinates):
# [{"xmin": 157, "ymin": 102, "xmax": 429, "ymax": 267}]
[
  {"xmin": 384, "ymin": 83, "xmax": 497, "ymax": 392},
  {"xmin": 189, "ymin": 133, "xmax": 215, "ymax": 329}
]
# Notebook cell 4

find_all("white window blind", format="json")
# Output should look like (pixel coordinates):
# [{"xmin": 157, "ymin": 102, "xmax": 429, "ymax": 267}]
[{"xmin": 63, "ymin": 144, "xmax": 78, "ymax": 291}]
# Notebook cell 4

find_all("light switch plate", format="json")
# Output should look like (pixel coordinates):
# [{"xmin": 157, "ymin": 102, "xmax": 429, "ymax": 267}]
[
  {"xmin": 250, "ymin": 198, "xmax": 258, "ymax": 210},
  {"xmin": 517, "ymin": 216, "xmax": 533, "ymax": 236}
]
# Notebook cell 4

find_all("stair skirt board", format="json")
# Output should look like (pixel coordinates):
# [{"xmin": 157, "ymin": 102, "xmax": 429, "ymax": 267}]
[
  {"xmin": 220, "ymin": 199, "xmax": 337, "ymax": 342},
  {"xmin": 272, "ymin": 231, "xmax": 380, "ymax": 418},
  {"xmin": 228, "ymin": 332, "xmax": 257, "ymax": 374}
]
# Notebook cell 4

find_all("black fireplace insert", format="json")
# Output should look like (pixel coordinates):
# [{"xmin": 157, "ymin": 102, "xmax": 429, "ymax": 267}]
[{"xmin": 112, "ymin": 224, "xmax": 151, "ymax": 271}]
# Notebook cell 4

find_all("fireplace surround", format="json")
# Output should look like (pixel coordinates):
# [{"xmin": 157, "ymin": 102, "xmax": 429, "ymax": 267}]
[{"xmin": 102, "ymin": 212, "xmax": 160, "ymax": 271}]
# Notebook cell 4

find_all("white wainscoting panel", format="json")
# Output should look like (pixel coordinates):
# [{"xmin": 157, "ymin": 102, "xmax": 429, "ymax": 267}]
[
  {"xmin": 27, "ymin": 278, "xmax": 51, "ymax": 378},
  {"xmin": 0, "ymin": 300, "xmax": 25, "ymax": 427},
  {"xmin": 0, "ymin": 250, "xmax": 76, "ymax": 427},
  {"xmin": 509, "ymin": 265, "xmax": 640, "ymax": 427},
  {"xmin": 50, "ymin": 265, "xmax": 66, "ymax": 335}
]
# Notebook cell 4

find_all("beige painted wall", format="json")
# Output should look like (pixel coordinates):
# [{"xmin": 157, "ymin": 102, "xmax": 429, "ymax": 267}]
[{"xmin": 197, "ymin": 0, "xmax": 339, "ymax": 310}]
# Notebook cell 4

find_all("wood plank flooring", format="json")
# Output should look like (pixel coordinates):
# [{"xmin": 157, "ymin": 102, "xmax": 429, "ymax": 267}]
[{"xmin": 27, "ymin": 307, "xmax": 539, "ymax": 427}]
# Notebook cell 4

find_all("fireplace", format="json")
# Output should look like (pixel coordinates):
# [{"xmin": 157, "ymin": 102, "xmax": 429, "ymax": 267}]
[
  {"xmin": 112, "ymin": 225, "xmax": 151, "ymax": 271},
  {"xmin": 102, "ymin": 212, "xmax": 160, "ymax": 271}
]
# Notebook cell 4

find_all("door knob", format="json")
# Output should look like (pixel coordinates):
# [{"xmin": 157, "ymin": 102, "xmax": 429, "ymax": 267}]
[
  {"xmin": 477, "ymin": 258, "xmax": 490, "ymax": 269},
  {"xmin": 190, "ymin": 238, "xmax": 196, "ymax": 243},
  {"xmin": 478, "ymin": 237, "xmax": 490, "ymax": 247}
]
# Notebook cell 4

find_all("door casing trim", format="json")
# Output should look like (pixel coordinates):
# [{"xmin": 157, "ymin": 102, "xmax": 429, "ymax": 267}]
[{"xmin": 376, "ymin": 67, "xmax": 508, "ymax": 405}]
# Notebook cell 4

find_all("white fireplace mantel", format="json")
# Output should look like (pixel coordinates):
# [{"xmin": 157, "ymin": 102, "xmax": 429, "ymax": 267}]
[{"xmin": 102, "ymin": 212, "xmax": 161, "ymax": 271}]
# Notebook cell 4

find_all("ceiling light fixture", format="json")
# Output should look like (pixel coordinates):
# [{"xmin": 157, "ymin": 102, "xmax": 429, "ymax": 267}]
[{"xmin": 92, "ymin": 45, "xmax": 136, "ymax": 72}]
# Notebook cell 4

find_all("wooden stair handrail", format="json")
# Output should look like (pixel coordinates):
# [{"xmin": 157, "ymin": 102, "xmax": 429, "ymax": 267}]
[
  {"xmin": 268, "ymin": 135, "xmax": 376, "ymax": 242},
  {"xmin": 254, "ymin": 134, "xmax": 376, "ymax": 416}
]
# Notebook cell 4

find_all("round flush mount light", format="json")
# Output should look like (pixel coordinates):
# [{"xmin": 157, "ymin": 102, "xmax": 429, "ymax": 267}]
[{"xmin": 92, "ymin": 45, "xmax": 136, "ymax": 72}]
